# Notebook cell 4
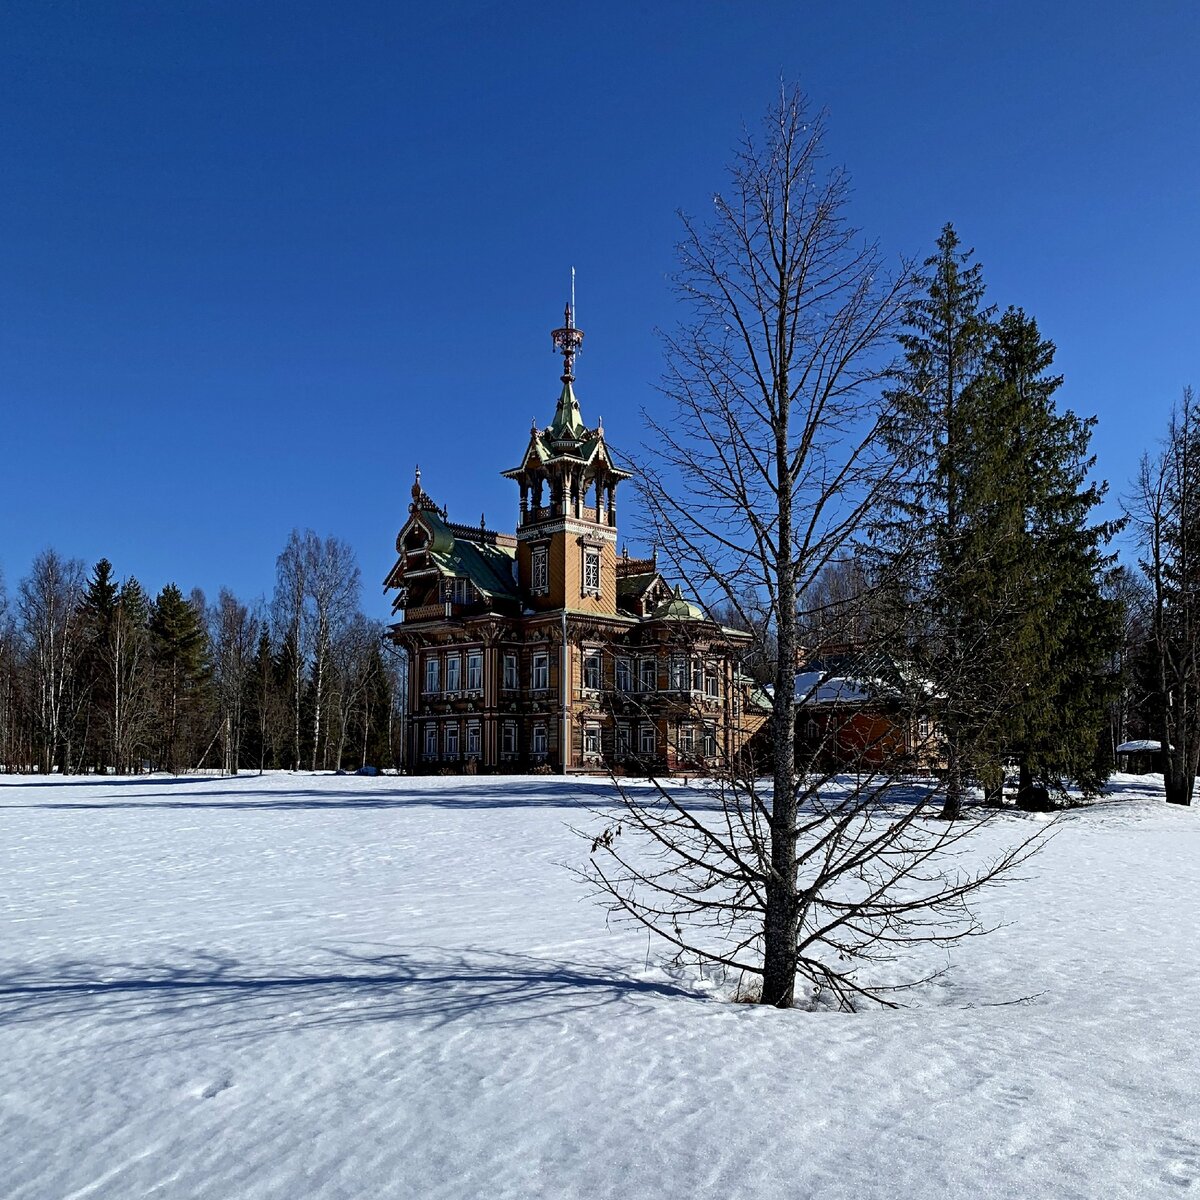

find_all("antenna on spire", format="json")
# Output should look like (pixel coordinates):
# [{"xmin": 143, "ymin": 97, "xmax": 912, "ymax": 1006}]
[{"xmin": 571, "ymin": 266, "xmax": 576, "ymax": 327}]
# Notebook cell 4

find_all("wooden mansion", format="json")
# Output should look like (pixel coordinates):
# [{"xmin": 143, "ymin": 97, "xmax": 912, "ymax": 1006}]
[{"xmin": 384, "ymin": 305, "xmax": 768, "ymax": 773}]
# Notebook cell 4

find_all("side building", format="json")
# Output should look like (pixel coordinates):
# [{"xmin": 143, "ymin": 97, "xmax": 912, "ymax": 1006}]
[{"xmin": 384, "ymin": 305, "xmax": 768, "ymax": 774}]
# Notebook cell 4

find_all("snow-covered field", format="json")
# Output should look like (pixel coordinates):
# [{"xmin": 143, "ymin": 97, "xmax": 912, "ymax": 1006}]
[{"xmin": 1, "ymin": 771, "xmax": 1197, "ymax": 1199}]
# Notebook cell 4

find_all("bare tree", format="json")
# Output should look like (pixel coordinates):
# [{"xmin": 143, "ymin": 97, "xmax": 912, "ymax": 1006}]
[
  {"xmin": 210, "ymin": 589, "xmax": 259, "ymax": 774},
  {"xmin": 305, "ymin": 535, "xmax": 362, "ymax": 770},
  {"xmin": 272, "ymin": 531, "xmax": 311, "ymax": 769},
  {"xmin": 17, "ymin": 550, "xmax": 87, "ymax": 773},
  {"xmin": 1127, "ymin": 386, "xmax": 1200, "ymax": 805},
  {"xmin": 587, "ymin": 87, "xmax": 1044, "ymax": 1009}
]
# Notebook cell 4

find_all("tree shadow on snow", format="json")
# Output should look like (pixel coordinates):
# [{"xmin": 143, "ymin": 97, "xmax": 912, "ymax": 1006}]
[
  {"xmin": 0, "ymin": 777, "xmax": 728, "ymax": 813},
  {"xmin": 0, "ymin": 945, "xmax": 701, "ymax": 1046}
]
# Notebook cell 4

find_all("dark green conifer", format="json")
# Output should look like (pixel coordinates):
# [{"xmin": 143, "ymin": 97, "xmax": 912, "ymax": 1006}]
[{"xmin": 150, "ymin": 584, "xmax": 210, "ymax": 772}]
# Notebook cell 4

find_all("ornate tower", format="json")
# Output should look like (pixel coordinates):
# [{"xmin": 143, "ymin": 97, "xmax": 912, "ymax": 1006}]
[{"xmin": 502, "ymin": 303, "xmax": 631, "ymax": 613}]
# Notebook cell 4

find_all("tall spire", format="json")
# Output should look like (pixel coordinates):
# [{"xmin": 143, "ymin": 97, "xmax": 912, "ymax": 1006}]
[{"xmin": 549, "ymin": 296, "xmax": 585, "ymax": 440}]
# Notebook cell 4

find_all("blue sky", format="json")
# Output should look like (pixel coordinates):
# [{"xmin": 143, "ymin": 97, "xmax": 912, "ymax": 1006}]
[{"xmin": 1, "ymin": 1, "xmax": 1196, "ymax": 617}]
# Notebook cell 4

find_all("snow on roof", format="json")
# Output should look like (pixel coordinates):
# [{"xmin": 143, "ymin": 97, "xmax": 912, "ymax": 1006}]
[
  {"xmin": 795, "ymin": 671, "xmax": 873, "ymax": 706},
  {"xmin": 1116, "ymin": 740, "xmax": 1162, "ymax": 753}
]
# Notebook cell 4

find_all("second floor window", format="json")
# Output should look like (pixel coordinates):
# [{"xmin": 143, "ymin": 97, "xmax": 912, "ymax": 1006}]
[
  {"xmin": 532, "ymin": 653, "xmax": 549, "ymax": 691},
  {"xmin": 424, "ymin": 657, "xmax": 440, "ymax": 694},
  {"xmin": 531, "ymin": 546, "xmax": 549, "ymax": 594},
  {"xmin": 445, "ymin": 655, "xmax": 461, "ymax": 693},
  {"xmin": 467, "ymin": 651, "xmax": 483, "ymax": 691},
  {"xmin": 669, "ymin": 656, "xmax": 687, "ymax": 691},
  {"xmin": 704, "ymin": 665, "xmax": 719, "ymax": 698},
  {"xmin": 639, "ymin": 658, "xmax": 657, "ymax": 692},
  {"xmin": 503, "ymin": 653, "xmax": 518, "ymax": 690},
  {"xmin": 615, "ymin": 657, "xmax": 632, "ymax": 693},
  {"xmin": 583, "ymin": 650, "xmax": 602, "ymax": 691},
  {"xmin": 583, "ymin": 548, "xmax": 601, "ymax": 594}
]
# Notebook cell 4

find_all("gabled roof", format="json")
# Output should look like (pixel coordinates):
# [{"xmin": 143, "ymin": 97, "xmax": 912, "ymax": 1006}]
[
  {"xmin": 795, "ymin": 649, "xmax": 934, "ymax": 708},
  {"xmin": 385, "ymin": 470, "xmax": 518, "ymax": 606}
]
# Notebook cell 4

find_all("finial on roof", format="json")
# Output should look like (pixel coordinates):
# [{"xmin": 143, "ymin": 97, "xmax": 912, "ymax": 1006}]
[
  {"xmin": 531, "ymin": 417, "xmax": 538, "ymax": 435},
  {"xmin": 622, "ymin": 543, "xmax": 628, "ymax": 559},
  {"xmin": 480, "ymin": 512, "xmax": 486, "ymax": 530},
  {"xmin": 411, "ymin": 464, "xmax": 422, "ymax": 501},
  {"xmin": 550, "ymin": 295, "xmax": 584, "ymax": 384},
  {"xmin": 598, "ymin": 415, "xmax": 604, "ymax": 435}
]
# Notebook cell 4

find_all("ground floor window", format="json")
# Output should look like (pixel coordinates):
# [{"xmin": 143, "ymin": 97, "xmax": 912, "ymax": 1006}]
[
  {"xmin": 532, "ymin": 723, "xmax": 548, "ymax": 756},
  {"xmin": 467, "ymin": 722, "xmax": 481, "ymax": 757},
  {"xmin": 445, "ymin": 724, "xmax": 460, "ymax": 758},
  {"xmin": 502, "ymin": 722, "xmax": 517, "ymax": 755},
  {"xmin": 583, "ymin": 722, "xmax": 601, "ymax": 756},
  {"xmin": 639, "ymin": 722, "xmax": 657, "ymax": 757},
  {"xmin": 424, "ymin": 724, "xmax": 437, "ymax": 758},
  {"xmin": 703, "ymin": 723, "xmax": 718, "ymax": 759},
  {"xmin": 616, "ymin": 723, "xmax": 631, "ymax": 758}
]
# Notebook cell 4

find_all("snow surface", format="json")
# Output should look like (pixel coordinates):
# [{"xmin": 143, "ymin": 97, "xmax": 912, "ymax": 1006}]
[{"xmin": 1, "ymin": 771, "xmax": 1198, "ymax": 1199}]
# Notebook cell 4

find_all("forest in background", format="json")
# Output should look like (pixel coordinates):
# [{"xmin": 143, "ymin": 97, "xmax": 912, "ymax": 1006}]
[{"xmin": 0, "ymin": 529, "xmax": 405, "ymax": 775}]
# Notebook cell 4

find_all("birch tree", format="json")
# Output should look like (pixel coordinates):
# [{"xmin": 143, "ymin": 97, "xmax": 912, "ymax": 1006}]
[{"xmin": 18, "ymin": 550, "xmax": 86, "ymax": 773}]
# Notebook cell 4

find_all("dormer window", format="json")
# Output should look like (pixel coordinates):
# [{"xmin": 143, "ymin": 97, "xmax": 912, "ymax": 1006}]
[{"xmin": 445, "ymin": 577, "xmax": 472, "ymax": 605}]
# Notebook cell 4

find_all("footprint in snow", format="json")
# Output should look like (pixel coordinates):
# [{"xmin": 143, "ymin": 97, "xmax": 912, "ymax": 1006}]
[{"xmin": 200, "ymin": 1075, "xmax": 234, "ymax": 1100}]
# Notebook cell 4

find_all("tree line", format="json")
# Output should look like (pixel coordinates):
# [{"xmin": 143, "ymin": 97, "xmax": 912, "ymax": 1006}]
[{"xmin": 0, "ymin": 530, "xmax": 404, "ymax": 775}]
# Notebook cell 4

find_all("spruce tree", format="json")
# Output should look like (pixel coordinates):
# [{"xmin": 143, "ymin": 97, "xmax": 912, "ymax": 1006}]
[
  {"xmin": 77, "ymin": 559, "xmax": 120, "ymax": 772},
  {"xmin": 149, "ymin": 584, "xmax": 210, "ymax": 772},
  {"xmin": 885, "ymin": 233, "xmax": 1119, "ymax": 814},
  {"xmin": 885, "ymin": 223, "xmax": 998, "ymax": 819},
  {"xmin": 114, "ymin": 578, "xmax": 152, "ymax": 773},
  {"xmin": 982, "ymin": 309, "xmax": 1120, "ymax": 798}
]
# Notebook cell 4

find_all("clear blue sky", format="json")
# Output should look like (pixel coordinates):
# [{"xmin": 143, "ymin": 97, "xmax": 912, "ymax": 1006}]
[{"xmin": 2, "ymin": 1, "xmax": 1196, "ymax": 618}]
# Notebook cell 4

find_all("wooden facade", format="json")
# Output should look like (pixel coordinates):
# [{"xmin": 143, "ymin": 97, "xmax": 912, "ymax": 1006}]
[{"xmin": 384, "ymin": 306, "xmax": 769, "ymax": 774}]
